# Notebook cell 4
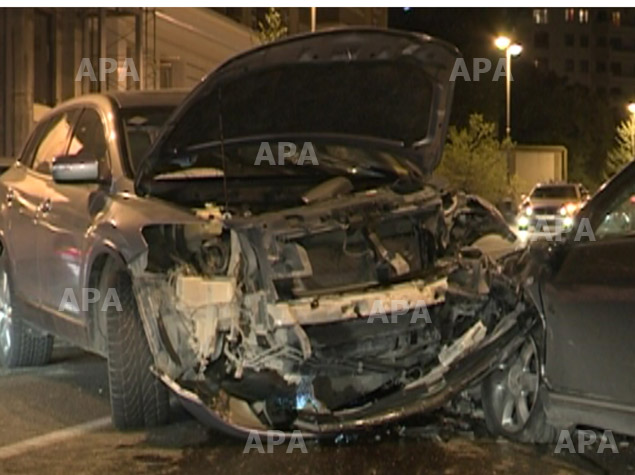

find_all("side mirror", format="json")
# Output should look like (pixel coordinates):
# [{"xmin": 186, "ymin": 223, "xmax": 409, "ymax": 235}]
[{"xmin": 52, "ymin": 155, "xmax": 100, "ymax": 183}]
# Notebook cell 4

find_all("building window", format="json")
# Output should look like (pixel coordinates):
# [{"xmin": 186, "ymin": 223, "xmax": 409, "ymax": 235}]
[
  {"xmin": 597, "ymin": 36, "xmax": 607, "ymax": 47},
  {"xmin": 612, "ymin": 11, "xmax": 621, "ymax": 26},
  {"xmin": 596, "ymin": 10, "xmax": 608, "ymax": 23},
  {"xmin": 580, "ymin": 35, "xmax": 589, "ymax": 47},
  {"xmin": 580, "ymin": 60, "xmax": 589, "ymax": 73},
  {"xmin": 565, "ymin": 8, "xmax": 575, "ymax": 22},
  {"xmin": 610, "ymin": 37, "xmax": 622, "ymax": 49},
  {"xmin": 610, "ymin": 62, "xmax": 622, "ymax": 76},
  {"xmin": 565, "ymin": 59, "xmax": 575, "ymax": 72},
  {"xmin": 533, "ymin": 8, "xmax": 548, "ymax": 24},
  {"xmin": 534, "ymin": 32, "xmax": 550, "ymax": 49},
  {"xmin": 33, "ymin": 11, "xmax": 54, "ymax": 106},
  {"xmin": 596, "ymin": 61, "xmax": 607, "ymax": 73},
  {"xmin": 579, "ymin": 9, "xmax": 589, "ymax": 23},
  {"xmin": 534, "ymin": 58, "xmax": 549, "ymax": 69},
  {"xmin": 159, "ymin": 61, "xmax": 173, "ymax": 89},
  {"xmin": 564, "ymin": 34, "xmax": 574, "ymax": 47}
]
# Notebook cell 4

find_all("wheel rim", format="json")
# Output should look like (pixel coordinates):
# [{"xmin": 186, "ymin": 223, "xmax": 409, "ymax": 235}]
[
  {"xmin": 491, "ymin": 336, "xmax": 540, "ymax": 433},
  {"xmin": 0, "ymin": 268, "xmax": 12, "ymax": 359}
]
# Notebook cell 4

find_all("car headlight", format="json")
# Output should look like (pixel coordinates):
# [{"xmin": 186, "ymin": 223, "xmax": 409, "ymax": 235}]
[{"xmin": 560, "ymin": 202, "xmax": 578, "ymax": 216}]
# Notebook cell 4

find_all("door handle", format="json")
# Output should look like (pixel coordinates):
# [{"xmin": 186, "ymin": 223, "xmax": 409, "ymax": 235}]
[{"xmin": 39, "ymin": 198, "xmax": 51, "ymax": 214}]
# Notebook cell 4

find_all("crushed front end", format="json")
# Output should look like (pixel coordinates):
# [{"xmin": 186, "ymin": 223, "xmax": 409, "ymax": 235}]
[{"xmin": 127, "ymin": 185, "xmax": 534, "ymax": 436}]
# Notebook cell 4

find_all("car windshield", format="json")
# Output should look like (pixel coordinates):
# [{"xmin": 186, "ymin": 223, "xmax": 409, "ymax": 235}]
[
  {"xmin": 121, "ymin": 106, "xmax": 175, "ymax": 174},
  {"xmin": 531, "ymin": 185, "xmax": 578, "ymax": 199},
  {"xmin": 151, "ymin": 141, "xmax": 418, "ymax": 181}
]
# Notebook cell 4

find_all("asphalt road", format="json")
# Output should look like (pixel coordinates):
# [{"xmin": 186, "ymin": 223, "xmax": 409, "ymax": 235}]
[{"xmin": 0, "ymin": 345, "xmax": 633, "ymax": 475}]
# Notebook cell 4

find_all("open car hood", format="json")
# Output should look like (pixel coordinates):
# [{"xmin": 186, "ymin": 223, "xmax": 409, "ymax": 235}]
[{"xmin": 136, "ymin": 28, "xmax": 460, "ymax": 190}]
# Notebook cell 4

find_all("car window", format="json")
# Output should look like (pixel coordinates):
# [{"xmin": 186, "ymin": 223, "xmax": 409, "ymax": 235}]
[
  {"xmin": 67, "ymin": 108, "xmax": 109, "ymax": 167},
  {"xmin": 531, "ymin": 185, "xmax": 578, "ymax": 199},
  {"xmin": 31, "ymin": 110, "xmax": 78, "ymax": 174},
  {"xmin": 595, "ymin": 184, "xmax": 635, "ymax": 239},
  {"xmin": 19, "ymin": 120, "xmax": 49, "ymax": 167}
]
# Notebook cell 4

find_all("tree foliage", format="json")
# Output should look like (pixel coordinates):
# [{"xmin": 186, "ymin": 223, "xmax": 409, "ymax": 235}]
[
  {"xmin": 603, "ymin": 117, "xmax": 635, "ymax": 179},
  {"xmin": 436, "ymin": 114, "xmax": 518, "ymax": 204},
  {"xmin": 257, "ymin": 7, "xmax": 288, "ymax": 44}
]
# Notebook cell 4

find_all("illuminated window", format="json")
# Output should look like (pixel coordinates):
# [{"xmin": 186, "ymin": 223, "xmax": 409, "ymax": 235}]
[
  {"xmin": 565, "ymin": 8, "xmax": 575, "ymax": 22},
  {"xmin": 579, "ymin": 9, "xmax": 589, "ymax": 24},
  {"xmin": 533, "ymin": 9, "xmax": 548, "ymax": 24},
  {"xmin": 612, "ymin": 11, "xmax": 621, "ymax": 26}
]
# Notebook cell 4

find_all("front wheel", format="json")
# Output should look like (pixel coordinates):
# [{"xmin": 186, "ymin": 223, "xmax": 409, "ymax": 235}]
[
  {"xmin": 481, "ymin": 335, "xmax": 556, "ymax": 444},
  {"xmin": 101, "ymin": 259, "xmax": 169, "ymax": 430},
  {"xmin": 0, "ymin": 259, "xmax": 54, "ymax": 369}
]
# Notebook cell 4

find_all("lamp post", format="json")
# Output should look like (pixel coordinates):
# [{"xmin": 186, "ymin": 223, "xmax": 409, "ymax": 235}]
[
  {"xmin": 495, "ymin": 36, "xmax": 522, "ymax": 139},
  {"xmin": 628, "ymin": 102, "xmax": 635, "ymax": 156}
]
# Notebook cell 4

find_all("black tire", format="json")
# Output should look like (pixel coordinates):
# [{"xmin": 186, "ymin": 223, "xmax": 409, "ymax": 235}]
[
  {"xmin": 101, "ymin": 259, "xmax": 169, "ymax": 430},
  {"xmin": 481, "ymin": 334, "xmax": 557, "ymax": 444},
  {"xmin": 0, "ymin": 253, "xmax": 54, "ymax": 369}
]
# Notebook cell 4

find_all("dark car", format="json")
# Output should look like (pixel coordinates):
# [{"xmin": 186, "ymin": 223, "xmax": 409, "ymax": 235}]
[
  {"xmin": 481, "ymin": 160, "xmax": 635, "ymax": 441},
  {"xmin": 0, "ymin": 29, "xmax": 528, "ymax": 437}
]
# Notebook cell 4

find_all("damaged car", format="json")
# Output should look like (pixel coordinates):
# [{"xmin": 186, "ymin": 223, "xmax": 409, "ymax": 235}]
[{"xmin": 0, "ymin": 29, "xmax": 534, "ymax": 436}]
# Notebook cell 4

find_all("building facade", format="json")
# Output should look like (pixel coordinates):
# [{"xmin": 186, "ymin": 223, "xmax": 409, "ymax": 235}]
[
  {"xmin": 0, "ymin": 7, "xmax": 387, "ymax": 157},
  {"xmin": 516, "ymin": 8, "xmax": 635, "ymax": 110}
]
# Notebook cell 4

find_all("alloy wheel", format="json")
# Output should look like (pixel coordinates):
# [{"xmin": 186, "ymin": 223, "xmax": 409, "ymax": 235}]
[
  {"xmin": 0, "ymin": 268, "xmax": 12, "ymax": 360},
  {"xmin": 490, "ymin": 336, "xmax": 540, "ymax": 433}
]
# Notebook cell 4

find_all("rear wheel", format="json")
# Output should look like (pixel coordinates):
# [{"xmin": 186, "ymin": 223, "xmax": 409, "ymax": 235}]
[
  {"xmin": 481, "ymin": 335, "xmax": 556, "ymax": 444},
  {"xmin": 0, "ymin": 257, "xmax": 54, "ymax": 369},
  {"xmin": 101, "ymin": 259, "xmax": 169, "ymax": 429}
]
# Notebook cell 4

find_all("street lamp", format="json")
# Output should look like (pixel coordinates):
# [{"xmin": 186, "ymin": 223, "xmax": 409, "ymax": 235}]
[
  {"xmin": 495, "ymin": 36, "xmax": 522, "ymax": 139},
  {"xmin": 628, "ymin": 102, "xmax": 635, "ymax": 156}
]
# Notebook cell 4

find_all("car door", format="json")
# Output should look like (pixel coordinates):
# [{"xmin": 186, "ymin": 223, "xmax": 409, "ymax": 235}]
[
  {"xmin": 37, "ymin": 107, "xmax": 112, "ymax": 344},
  {"xmin": 542, "ymin": 177, "xmax": 635, "ymax": 406},
  {"xmin": 2, "ymin": 110, "xmax": 78, "ymax": 329}
]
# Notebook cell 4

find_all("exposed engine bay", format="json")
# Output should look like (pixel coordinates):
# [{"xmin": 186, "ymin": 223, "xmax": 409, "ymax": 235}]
[{"xmin": 128, "ymin": 178, "xmax": 531, "ymax": 434}]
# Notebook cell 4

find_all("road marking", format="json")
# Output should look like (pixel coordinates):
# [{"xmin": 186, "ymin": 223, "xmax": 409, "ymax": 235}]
[{"xmin": 0, "ymin": 416, "xmax": 111, "ymax": 460}]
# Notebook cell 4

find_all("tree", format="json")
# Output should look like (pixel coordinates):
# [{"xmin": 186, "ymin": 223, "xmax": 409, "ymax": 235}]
[
  {"xmin": 436, "ymin": 114, "xmax": 519, "ymax": 204},
  {"xmin": 257, "ymin": 8, "xmax": 288, "ymax": 44},
  {"xmin": 603, "ymin": 117, "xmax": 635, "ymax": 179}
]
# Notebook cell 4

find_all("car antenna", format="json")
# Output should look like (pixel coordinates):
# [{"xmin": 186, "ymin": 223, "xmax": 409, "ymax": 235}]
[{"xmin": 217, "ymin": 87, "xmax": 230, "ymax": 214}]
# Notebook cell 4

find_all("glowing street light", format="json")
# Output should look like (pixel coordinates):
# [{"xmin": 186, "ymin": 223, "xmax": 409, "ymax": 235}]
[
  {"xmin": 495, "ymin": 35, "xmax": 522, "ymax": 139},
  {"xmin": 494, "ymin": 36, "xmax": 511, "ymax": 50},
  {"xmin": 628, "ymin": 102, "xmax": 635, "ymax": 154}
]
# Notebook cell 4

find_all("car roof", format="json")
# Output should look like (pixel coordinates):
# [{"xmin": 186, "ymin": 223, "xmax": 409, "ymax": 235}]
[
  {"xmin": 106, "ymin": 89, "xmax": 190, "ymax": 109},
  {"xmin": 535, "ymin": 183, "xmax": 579, "ymax": 188}
]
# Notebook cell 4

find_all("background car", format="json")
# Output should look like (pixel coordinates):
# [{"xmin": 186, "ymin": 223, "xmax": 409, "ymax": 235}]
[
  {"xmin": 517, "ymin": 182, "xmax": 589, "ymax": 233},
  {"xmin": 482, "ymin": 160, "xmax": 635, "ymax": 442}
]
